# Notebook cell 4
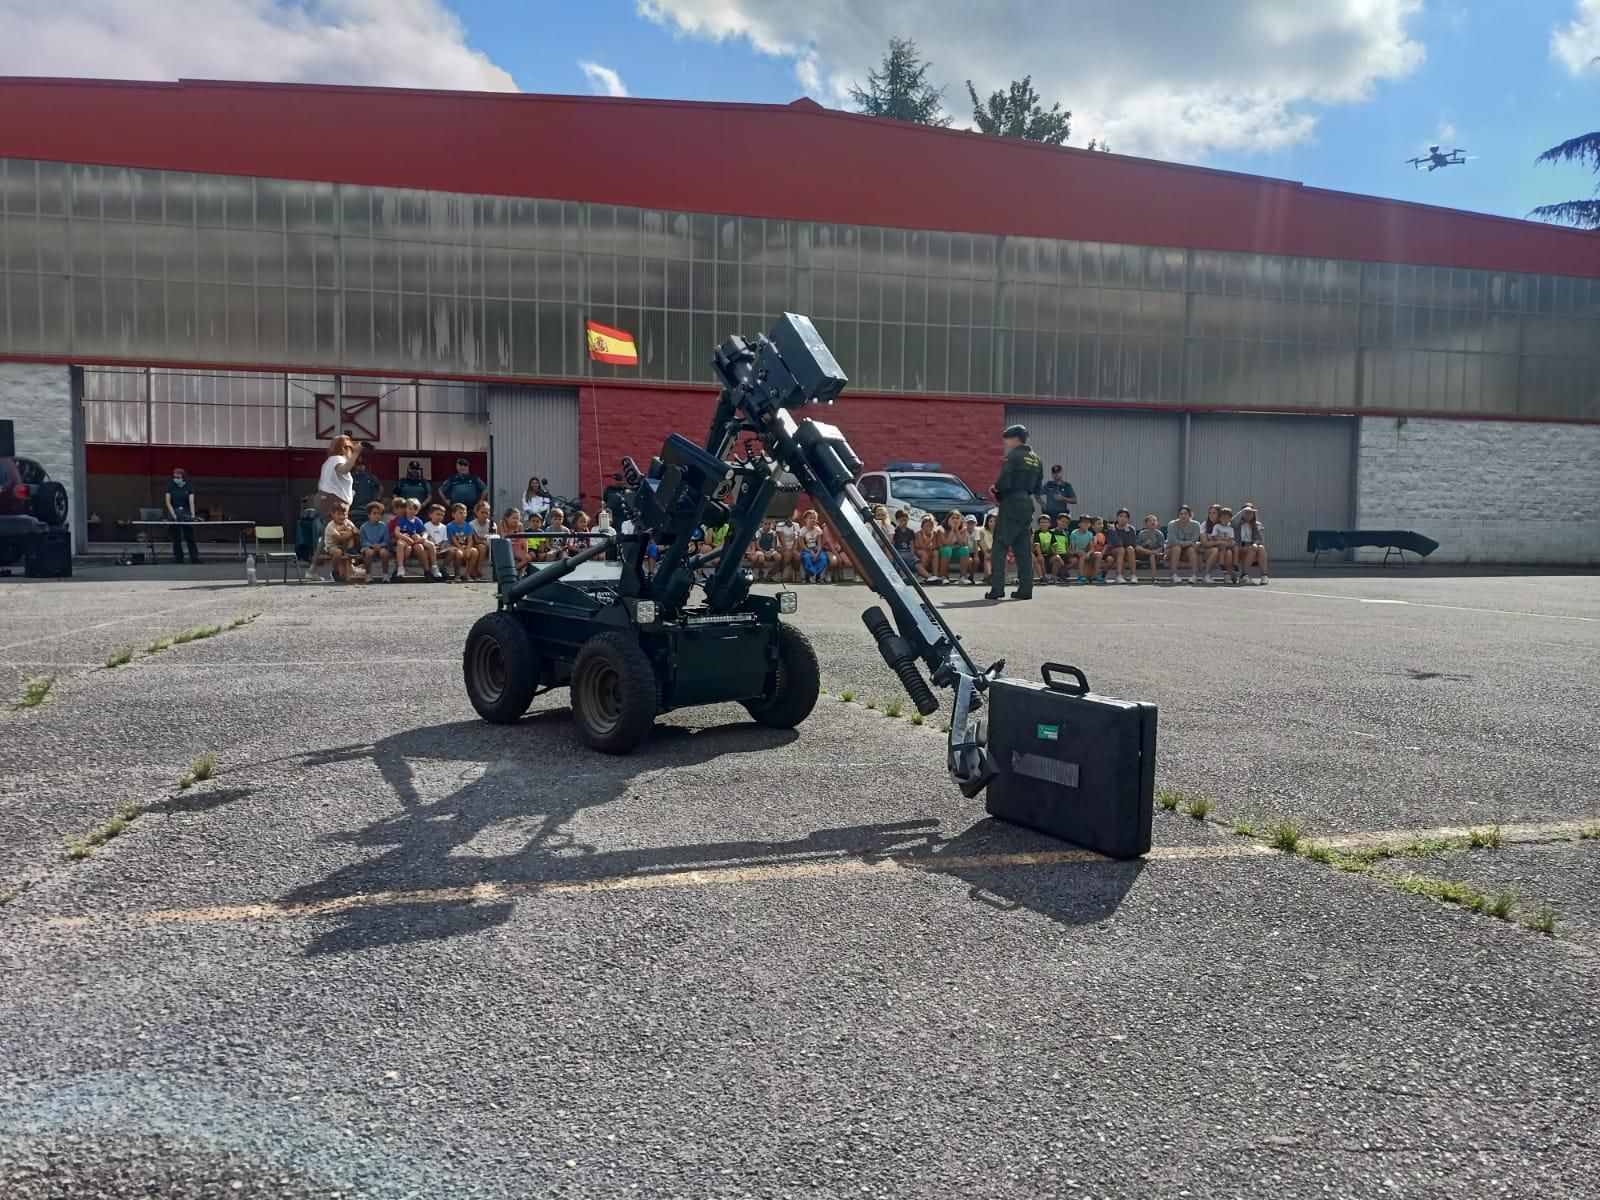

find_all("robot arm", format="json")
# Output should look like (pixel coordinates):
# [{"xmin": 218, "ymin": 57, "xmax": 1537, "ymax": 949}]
[{"xmin": 709, "ymin": 314, "xmax": 999, "ymax": 796}]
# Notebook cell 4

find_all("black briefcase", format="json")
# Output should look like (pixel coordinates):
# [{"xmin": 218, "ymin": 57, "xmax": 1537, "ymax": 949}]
[
  {"xmin": 24, "ymin": 529, "xmax": 72, "ymax": 578},
  {"xmin": 983, "ymin": 663, "xmax": 1156, "ymax": 858}
]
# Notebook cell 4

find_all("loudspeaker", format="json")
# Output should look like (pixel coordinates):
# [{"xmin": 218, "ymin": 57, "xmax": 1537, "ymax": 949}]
[
  {"xmin": 24, "ymin": 529, "xmax": 72, "ymax": 578},
  {"xmin": 0, "ymin": 419, "xmax": 13, "ymax": 458}
]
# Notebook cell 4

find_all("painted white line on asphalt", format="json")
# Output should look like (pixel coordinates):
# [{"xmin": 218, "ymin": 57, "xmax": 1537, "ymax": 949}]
[
  {"xmin": 1270, "ymin": 588, "xmax": 1598, "ymax": 623},
  {"xmin": 40, "ymin": 842, "xmax": 1267, "ymax": 932},
  {"xmin": 0, "ymin": 598, "xmax": 229, "ymax": 656}
]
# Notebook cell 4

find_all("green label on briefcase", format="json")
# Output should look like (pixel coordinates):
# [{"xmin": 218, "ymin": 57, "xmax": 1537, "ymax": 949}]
[{"xmin": 1036, "ymin": 723, "xmax": 1059, "ymax": 741}]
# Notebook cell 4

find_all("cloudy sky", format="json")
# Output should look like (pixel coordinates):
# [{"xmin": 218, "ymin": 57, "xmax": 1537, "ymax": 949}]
[{"xmin": 2, "ymin": 0, "xmax": 1597, "ymax": 221}]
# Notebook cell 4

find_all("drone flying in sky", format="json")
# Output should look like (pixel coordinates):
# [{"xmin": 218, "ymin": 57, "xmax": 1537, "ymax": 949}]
[{"xmin": 1407, "ymin": 146, "xmax": 1474, "ymax": 172}]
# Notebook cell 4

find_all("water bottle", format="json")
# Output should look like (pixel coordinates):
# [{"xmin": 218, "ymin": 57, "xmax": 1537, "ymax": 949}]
[{"xmin": 245, "ymin": 553, "xmax": 257, "ymax": 585}]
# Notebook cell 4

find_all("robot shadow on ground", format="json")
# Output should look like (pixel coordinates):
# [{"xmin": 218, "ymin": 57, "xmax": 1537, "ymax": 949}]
[{"xmin": 286, "ymin": 712, "xmax": 1141, "ymax": 956}]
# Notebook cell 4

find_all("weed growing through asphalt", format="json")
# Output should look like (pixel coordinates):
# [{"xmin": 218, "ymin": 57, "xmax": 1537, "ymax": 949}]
[
  {"xmin": 909, "ymin": 712, "xmax": 925, "ymax": 726},
  {"xmin": 173, "ymin": 623, "xmax": 222, "ymax": 645},
  {"xmin": 1233, "ymin": 818, "xmax": 1256, "ymax": 837},
  {"xmin": 1300, "ymin": 842, "xmax": 1333, "ymax": 865},
  {"xmin": 884, "ymin": 699, "xmax": 903, "ymax": 718},
  {"xmin": 1486, "ymin": 890, "xmax": 1516, "ymax": 920},
  {"xmin": 1155, "ymin": 788, "xmax": 1182, "ymax": 812},
  {"xmin": 147, "ymin": 636, "xmax": 171, "ymax": 653},
  {"xmin": 104, "ymin": 647, "xmax": 134, "ymax": 669},
  {"xmin": 1266, "ymin": 817, "xmax": 1305, "ymax": 853},
  {"xmin": 1522, "ymin": 907, "xmax": 1557, "ymax": 936},
  {"xmin": 191, "ymin": 753, "xmax": 217, "ymax": 782},
  {"xmin": 937, "ymin": 721, "xmax": 950, "ymax": 733},
  {"xmin": 864, "ymin": 698, "xmax": 877, "ymax": 710},
  {"xmin": 15, "ymin": 675, "xmax": 53, "ymax": 709},
  {"xmin": 1186, "ymin": 795, "xmax": 1212, "ymax": 821},
  {"xmin": 64, "ymin": 803, "xmax": 145, "ymax": 860},
  {"xmin": 1466, "ymin": 826, "xmax": 1503, "ymax": 850},
  {"xmin": 1580, "ymin": 826, "xmax": 1600, "ymax": 841},
  {"xmin": 1394, "ymin": 873, "xmax": 1483, "ymax": 910},
  {"xmin": 839, "ymin": 688, "xmax": 855, "ymax": 703}
]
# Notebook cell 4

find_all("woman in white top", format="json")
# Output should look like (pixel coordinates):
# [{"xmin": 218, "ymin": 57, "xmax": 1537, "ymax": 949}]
[
  {"xmin": 315, "ymin": 436, "xmax": 361, "ymax": 521},
  {"xmin": 520, "ymin": 478, "xmax": 552, "ymax": 523}
]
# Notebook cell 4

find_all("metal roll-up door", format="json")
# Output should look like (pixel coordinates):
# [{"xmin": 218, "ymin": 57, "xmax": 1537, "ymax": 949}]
[
  {"xmin": 1187, "ymin": 413, "xmax": 1353, "ymax": 562},
  {"xmin": 487, "ymin": 385, "xmax": 579, "ymax": 514},
  {"xmin": 1007, "ymin": 406, "xmax": 1184, "ymax": 522}
]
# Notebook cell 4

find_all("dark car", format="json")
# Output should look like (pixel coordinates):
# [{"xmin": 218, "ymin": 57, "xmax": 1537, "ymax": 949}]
[{"xmin": 0, "ymin": 456, "xmax": 68, "ymax": 567}]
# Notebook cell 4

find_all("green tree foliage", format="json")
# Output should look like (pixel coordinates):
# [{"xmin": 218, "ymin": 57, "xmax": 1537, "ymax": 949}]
[
  {"xmin": 848, "ymin": 38, "xmax": 951, "ymax": 127},
  {"xmin": 965, "ymin": 76, "xmax": 1072, "ymax": 145},
  {"xmin": 1530, "ymin": 130, "xmax": 1600, "ymax": 229}
]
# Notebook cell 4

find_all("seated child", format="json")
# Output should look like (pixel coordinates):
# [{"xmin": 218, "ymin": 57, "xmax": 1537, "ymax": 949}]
[
  {"xmin": 501, "ymin": 508, "xmax": 533, "ymax": 571},
  {"xmin": 446, "ymin": 503, "xmax": 478, "ymax": 581},
  {"xmin": 1033, "ymin": 514, "xmax": 1058, "ymax": 583},
  {"xmin": 322, "ymin": 501, "xmax": 358, "ymax": 583},
  {"xmin": 891, "ymin": 509, "xmax": 923, "ymax": 580},
  {"xmin": 358, "ymin": 501, "xmax": 392, "ymax": 581},
  {"xmin": 1067, "ymin": 514, "xmax": 1102, "ymax": 583},
  {"xmin": 747, "ymin": 518, "xmax": 782, "ymax": 580},
  {"xmin": 423, "ymin": 504, "xmax": 454, "ymax": 577}
]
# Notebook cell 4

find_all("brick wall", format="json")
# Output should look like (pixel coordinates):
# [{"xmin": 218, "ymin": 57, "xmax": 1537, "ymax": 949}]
[
  {"xmin": 1357, "ymin": 416, "xmax": 1600, "ymax": 564},
  {"xmin": 0, "ymin": 362, "xmax": 76, "ymax": 547},
  {"xmin": 579, "ymin": 383, "xmax": 1006, "ymax": 502}
]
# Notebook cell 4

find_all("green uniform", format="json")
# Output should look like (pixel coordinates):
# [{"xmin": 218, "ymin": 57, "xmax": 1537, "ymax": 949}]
[{"xmin": 986, "ymin": 443, "xmax": 1044, "ymax": 597}]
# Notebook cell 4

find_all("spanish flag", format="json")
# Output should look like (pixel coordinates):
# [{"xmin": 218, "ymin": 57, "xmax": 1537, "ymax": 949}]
[{"xmin": 585, "ymin": 319, "xmax": 638, "ymax": 366}]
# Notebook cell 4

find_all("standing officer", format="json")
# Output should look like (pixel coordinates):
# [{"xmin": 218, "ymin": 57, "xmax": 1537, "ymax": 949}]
[{"xmin": 985, "ymin": 423, "xmax": 1043, "ymax": 600}]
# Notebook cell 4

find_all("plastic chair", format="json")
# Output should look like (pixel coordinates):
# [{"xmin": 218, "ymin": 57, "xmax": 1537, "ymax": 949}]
[{"xmin": 253, "ymin": 525, "xmax": 300, "ymax": 583}]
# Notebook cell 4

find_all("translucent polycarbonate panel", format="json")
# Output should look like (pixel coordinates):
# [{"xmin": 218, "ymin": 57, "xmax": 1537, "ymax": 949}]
[{"xmin": 7, "ymin": 156, "xmax": 1600, "ymax": 417}]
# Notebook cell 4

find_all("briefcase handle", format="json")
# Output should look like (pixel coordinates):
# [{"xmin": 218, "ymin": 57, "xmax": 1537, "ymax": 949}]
[{"xmin": 1040, "ymin": 662, "xmax": 1090, "ymax": 695}]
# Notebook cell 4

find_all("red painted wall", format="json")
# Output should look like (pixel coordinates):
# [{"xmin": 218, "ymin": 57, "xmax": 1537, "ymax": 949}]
[
  {"xmin": 86, "ymin": 444, "xmax": 485, "ymax": 482},
  {"xmin": 3, "ymin": 78, "xmax": 1597, "ymax": 279},
  {"xmin": 579, "ymin": 383, "xmax": 1005, "ymax": 504}
]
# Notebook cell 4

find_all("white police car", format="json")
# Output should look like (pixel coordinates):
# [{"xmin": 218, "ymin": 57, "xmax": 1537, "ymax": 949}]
[{"xmin": 854, "ymin": 462, "xmax": 995, "ymax": 526}]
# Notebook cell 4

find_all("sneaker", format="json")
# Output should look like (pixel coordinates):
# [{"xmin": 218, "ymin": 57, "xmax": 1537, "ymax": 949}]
[
  {"xmin": 391, "ymin": 567, "xmax": 404, "ymax": 582},
  {"xmin": 430, "ymin": 566, "xmax": 444, "ymax": 580},
  {"xmin": 1260, "ymin": 574, "xmax": 1270, "ymax": 585},
  {"xmin": 1092, "ymin": 576, "xmax": 1108, "ymax": 585}
]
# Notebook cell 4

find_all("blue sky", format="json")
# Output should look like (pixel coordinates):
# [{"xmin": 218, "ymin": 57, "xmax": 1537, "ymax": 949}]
[
  {"xmin": 446, "ymin": 0, "xmax": 1599, "ymax": 223},
  {"xmin": 2, "ymin": 0, "xmax": 1596, "ymax": 224}
]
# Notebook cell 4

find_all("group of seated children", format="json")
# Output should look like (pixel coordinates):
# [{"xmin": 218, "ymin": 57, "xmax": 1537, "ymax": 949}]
[
  {"xmin": 1033, "ymin": 502, "xmax": 1270, "ymax": 585},
  {"xmin": 496, "ymin": 505, "xmax": 607, "ymax": 573},
  {"xmin": 320, "ymin": 495, "xmax": 491, "ymax": 583},
  {"xmin": 744, "ymin": 505, "xmax": 1006, "ymax": 587}
]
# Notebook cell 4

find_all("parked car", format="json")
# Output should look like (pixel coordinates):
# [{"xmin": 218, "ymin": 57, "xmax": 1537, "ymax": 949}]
[
  {"xmin": 855, "ymin": 462, "xmax": 995, "ymax": 524},
  {"xmin": 0, "ymin": 456, "xmax": 68, "ymax": 567}
]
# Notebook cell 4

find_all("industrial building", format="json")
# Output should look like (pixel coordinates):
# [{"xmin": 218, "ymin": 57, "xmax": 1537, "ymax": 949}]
[{"xmin": 2, "ymin": 77, "xmax": 1598, "ymax": 562}]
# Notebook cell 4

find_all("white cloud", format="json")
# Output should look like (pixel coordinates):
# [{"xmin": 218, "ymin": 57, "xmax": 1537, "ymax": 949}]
[
  {"xmin": 0, "ymin": 0, "xmax": 516, "ymax": 91},
  {"xmin": 1551, "ymin": 0, "xmax": 1600, "ymax": 73},
  {"xmin": 1435, "ymin": 120, "xmax": 1458, "ymax": 147},
  {"xmin": 637, "ymin": 0, "xmax": 1427, "ymax": 158},
  {"xmin": 578, "ymin": 60, "xmax": 630, "ymax": 97}
]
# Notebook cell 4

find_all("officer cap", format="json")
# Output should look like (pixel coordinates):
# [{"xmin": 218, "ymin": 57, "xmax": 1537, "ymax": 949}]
[{"xmin": 1002, "ymin": 423, "xmax": 1028, "ymax": 440}]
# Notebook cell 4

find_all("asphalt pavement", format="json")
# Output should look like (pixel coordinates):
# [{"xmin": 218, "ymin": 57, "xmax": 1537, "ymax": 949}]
[{"xmin": 1, "ymin": 565, "xmax": 1596, "ymax": 1198}]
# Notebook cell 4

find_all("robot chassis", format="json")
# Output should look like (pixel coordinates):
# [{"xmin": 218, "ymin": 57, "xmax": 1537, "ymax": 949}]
[{"xmin": 463, "ymin": 313, "xmax": 999, "ymax": 798}]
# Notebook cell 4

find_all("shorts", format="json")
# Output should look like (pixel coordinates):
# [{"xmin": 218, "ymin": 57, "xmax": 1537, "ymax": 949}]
[
  {"xmin": 897, "ymin": 548, "xmax": 918, "ymax": 568},
  {"xmin": 939, "ymin": 545, "xmax": 970, "ymax": 561},
  {"xmin": 314, "ymin": 491, "xmax": 348, "ymax": 521}
]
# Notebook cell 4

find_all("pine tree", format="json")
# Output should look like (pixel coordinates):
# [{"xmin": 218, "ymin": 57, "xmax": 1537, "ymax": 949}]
[
  {"xmin": 1530, "ymin": 130, "xmax": 1600, "ymax": 229},
  {"xmin": 848, "ymin": 39, "xmax": 951, "ymax": 127}
]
